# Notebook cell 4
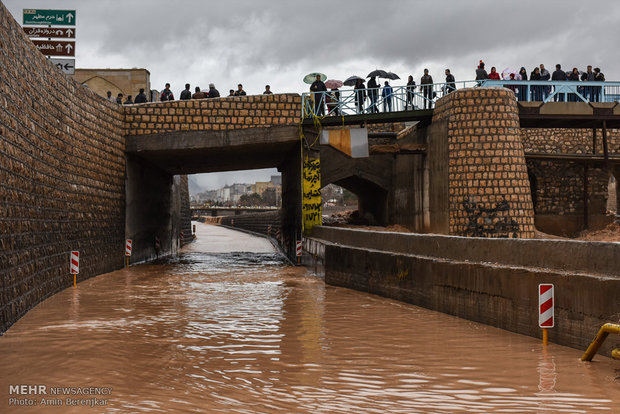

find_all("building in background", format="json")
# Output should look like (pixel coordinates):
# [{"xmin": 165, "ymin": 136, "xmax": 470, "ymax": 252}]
[{"xmin": 72, "ymin": 68, "xmax": 151, "ymax": 102}]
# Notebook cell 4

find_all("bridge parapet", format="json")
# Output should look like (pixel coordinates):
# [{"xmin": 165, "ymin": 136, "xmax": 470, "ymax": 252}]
[{"xmin": 124, "ymin": 93, "xmax": 302, "ymax": 136}]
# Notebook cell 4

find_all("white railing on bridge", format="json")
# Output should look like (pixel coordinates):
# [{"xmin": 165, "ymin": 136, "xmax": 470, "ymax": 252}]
[{"xmin": 301, "ymin": 80, "xmax": 620, "ymax": 118}]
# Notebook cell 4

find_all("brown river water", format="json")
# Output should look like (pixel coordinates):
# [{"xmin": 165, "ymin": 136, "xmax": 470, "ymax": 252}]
[{"xmin": 1, "ymin": 223, "xmax": 619, "ymax": 413}]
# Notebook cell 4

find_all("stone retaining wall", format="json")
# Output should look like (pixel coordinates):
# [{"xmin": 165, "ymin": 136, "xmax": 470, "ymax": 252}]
[
  {"xmin": 0, "ymin": 3, "xmax": 126, "ymax": 332},
  {"xmin": 309, "ymin": 226, "xmax": 620, "ymax": 355}
]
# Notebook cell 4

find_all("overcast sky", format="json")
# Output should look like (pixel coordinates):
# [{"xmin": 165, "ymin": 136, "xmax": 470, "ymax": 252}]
[{"xmin": 5, "ymin": 0, "xmax": 620, "ymax": 190}]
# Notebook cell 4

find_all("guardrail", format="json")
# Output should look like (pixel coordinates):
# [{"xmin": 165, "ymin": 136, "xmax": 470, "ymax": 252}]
[
  {"xmin": 480, "ymin": 80, "xmax": 620, "ymax": 104},
  {"xmin": 302, "ymin": 81, "xmax": 479, "ymax": 117},
  {"xmin": 301, "ymin": 80, "xmax": 620, "ymax": 118}
]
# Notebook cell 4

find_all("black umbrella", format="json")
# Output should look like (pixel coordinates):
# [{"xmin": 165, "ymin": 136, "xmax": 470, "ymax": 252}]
[
  {"xmin": 384, "ymin": 72, "xmax": 400, "ymax": 80},
  {"xmin": 367, "ymin": 69, "xmax": 388, "ymax": 78},
  {"xmin": 343, "ymin": 75, "xmax": 365, "ymax": 86}
]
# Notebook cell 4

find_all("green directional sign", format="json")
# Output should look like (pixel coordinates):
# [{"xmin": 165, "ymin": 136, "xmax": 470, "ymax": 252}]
[{"xmin": 23, "ymin": 9, "xmax": 76, "ymax": 26}]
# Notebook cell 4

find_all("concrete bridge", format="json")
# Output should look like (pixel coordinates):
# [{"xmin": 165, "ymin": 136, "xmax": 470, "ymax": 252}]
[{"xmin": 2, "ymin": 0, "xmax": 620, "ymax": 336}]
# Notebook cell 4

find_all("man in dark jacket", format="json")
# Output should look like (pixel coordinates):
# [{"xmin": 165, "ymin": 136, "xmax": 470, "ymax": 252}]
[
  {"xmin": 475, "ymin": 61, "xmax": 488, "ymax": 84},
  {"xmin": 310, "ymin": 75, "xmax": 327, "ymax": 116},
  {"xmin": 134, "ymin": 88, "xmax": 147, "ymax": 103},
  {"xmin": 367, "ymin": 76, "xmax": 379, "ymax": 113},
  {"xmin": 551, "ymin": 64, "xmax": 566, "ymax": 101},
  {"xmin": 180, "ymin": 83, "xmax": 192, "ymax": 100},
  {"xmin": 208, "ymin": 83, "xmax": 220, "ymax": 98},
  {"xmin": 421, "ymin": 69, "xmax": 433, "ymax": 109},
  {"xmin": 581, "ymin": 65, "xmax": 595, "ymax": 102},
  {"xmin": 160, "ymin": 83, "xmax": 174, "ymax": 101},
  {"xmin": 445, "ymin": 69, "xmax": 456, "ymax": 94}
]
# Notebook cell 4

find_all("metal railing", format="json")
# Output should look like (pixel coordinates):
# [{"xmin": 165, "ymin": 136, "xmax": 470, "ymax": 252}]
[
  {"xmin": 480, "ymin": 80, "xmax": 620, "ymax": 103},
  {"xmin": 302, "ymin": 80, "xmax": 479, "ymax": 117},
  {"xmin": 301, "ymin": 80, "xmax": 620, "ymax": 118}
]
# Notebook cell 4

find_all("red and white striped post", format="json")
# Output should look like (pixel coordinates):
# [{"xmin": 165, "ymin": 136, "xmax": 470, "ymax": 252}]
[
  {"xmin": 296, "ymin": 240, "xmax": 302, "ymax": 264},
  {"xmin": 539, "ymin": 284, "xmax": 554, "ymax": 346},
  {"xmin": 70, "ymin": 251, "xmax": 79, "ymax": 288},
  {"xmin": 125, "ymin": 239, "xmax": 132, "ymax": 267}
]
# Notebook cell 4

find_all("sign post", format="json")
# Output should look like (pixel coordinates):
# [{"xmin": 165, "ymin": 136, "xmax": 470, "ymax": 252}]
[
  {"xmin": 296, "ymin": 240, "xmax": 302, "ymax": 264},
  {"xmin": 539, "ymin": 284, "xmax": 554, "ymax": 346},
  {"xmin": 23, "ymin": 9, "xmax": 76, "ymax": 26},
  {"xmin": 125, "ymin": 239, "xmax": 132, "ymax": 267},
  {"xmin": 70, "ymin": 251, "xmax": 79, "ymax": 287}
]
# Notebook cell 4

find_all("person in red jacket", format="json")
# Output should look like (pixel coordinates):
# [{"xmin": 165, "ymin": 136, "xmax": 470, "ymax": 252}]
[{"xmin": 489, "ymin": 67, "xmax": 500, "ymax": 80}]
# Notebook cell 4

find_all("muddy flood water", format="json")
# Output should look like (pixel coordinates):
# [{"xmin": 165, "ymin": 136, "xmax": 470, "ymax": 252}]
[{"xmin": 1, "ymin": 223, "xmax": 619, "ymax": 413}]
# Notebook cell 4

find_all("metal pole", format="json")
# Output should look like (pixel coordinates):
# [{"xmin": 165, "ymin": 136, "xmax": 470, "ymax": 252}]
[
  {"xmin": 583, "ymin": 163, "xmax": 589, "ymax": 230},
  {"xmin": 543, "ymin": 328, "xmax": 548, "ymax": 346},
  {"xmin": 73, "ymin": 274, "xmax": 76, "ymax": 288},
  {"xmin": 603, "ymin": 120, "xmax": 609, "ymax": 165},
  {"xmin": 592, "ymin": 126, "xmax": 597, "ymax": 154}
]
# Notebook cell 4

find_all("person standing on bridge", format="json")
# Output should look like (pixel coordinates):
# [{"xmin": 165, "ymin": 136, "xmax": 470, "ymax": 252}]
[
  {"xmin": 234, "ymin": 84, "xmax": 247, "ymax": 96},
  {"xmin": 530, "ymin": 67, "xmax": 542, "ymax": 101},
  {"xmin": 123, "ymin": 95, "xmax": 133, "ymax": 105},
  {"xmin": 310, "ymin": 74, "xmax": 327, "ymax": 116},
  {"xmin": 367, "ymin": 76, "xmax": 380, "ymax": 113},
  {"xmin": 180, "ymin": 83, "xmax": 192, "ymax": 100},
  {"xmin": 381, "ymin": 81, "xmax": 393, "ymax": 112},
  {"xmin": 106, "ymin": 90, "xmax": 115, "ymax": 102},
  {"xmin": 208, "ymin": 83, "xmax": 220, "ymax": 98},
  {"xmin": 581, "ymin": 65, "xmax": 595, "ymax": 101},
  {"xmin": 444, "ymin": 69, "xmax": 456, "ymax": 94},
  {"xmin": 420, "ymin": 69, "xmax": 433, "ymax": 109},
  {"xmin": 539, "ymin": 64, "xmax": 551, "ymax": 100},
  {"xmin": 192, "ymin": 86, "xmax": 207, "ymax": 99},
  {"xmin": 160, "ymin": 83, "xmax": 174, "ymax": 101},
  {"xmin": 134, "ymin": 88, "xmax": 148, "ymax": 104},
  {"xmin": 263, "ymin": 85, "xmax": 273, "ymax": 94},
  {"xmin": 405, "ymin": 75, "xmax": 416, "ymax": 110},
  {"xmin": 354, "ymin": 78, "xmax": 366, "ymax": 113},
  {"xmin": 551, "ymin": 64, "xmax": 567, "ymax": 101},
  {"xmin": 488, "ymin": 66, "xmax": 500, "ymax": 80},
  {"xmin": 475, "ymin": 61, "xmax": 488, "ymax": 84},
  {"xmin": 593, "ymin": 68, "xmax": 605, "ymax": 102}
]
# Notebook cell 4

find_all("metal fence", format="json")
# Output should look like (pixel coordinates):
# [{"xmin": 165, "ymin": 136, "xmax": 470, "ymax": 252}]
[
  {"xmin": 301, "ymin": 81, "xmax": 479, "ymax": 117},
  {"xmin": 480, "ymin": 80, "xmax": 620, "ymax": 104},
  {"xmin": 301, "ymin": 80, "xmax": 620, "ymax": 118}
]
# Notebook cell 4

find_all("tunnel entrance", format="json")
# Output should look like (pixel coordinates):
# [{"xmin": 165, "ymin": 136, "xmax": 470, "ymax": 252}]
[{"xmin": 124, "ymin": 126, "xmax": 302, "ymax": 262}]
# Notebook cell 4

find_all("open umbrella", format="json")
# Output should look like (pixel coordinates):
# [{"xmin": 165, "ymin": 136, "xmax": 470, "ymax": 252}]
[
  {"xmin": 343, "ymin": 75, "xmax": 365, "ymax": 87},
  {"xmin": 384, "ymin": 72, "xmax": 400, "ymax": 80},
  {"xmin": 501, "ymin": 67, "xmax": 522, "ymax": 80},
  {"xmin": 367, "ymin": 69, "xmax": 388, "ymax": 78},
  {"xmin": 303, "ymin": 72, "xmax": 327, "ymax": 84},
  {"xmin": 325, "ymin": 79, "xmax": 343, "ymax": 89}
]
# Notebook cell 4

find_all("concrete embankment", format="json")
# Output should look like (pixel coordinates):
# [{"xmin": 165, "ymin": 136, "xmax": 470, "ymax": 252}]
[{"xmin": 305, "ymin": 226, "xmax": 620, "ymax": 355}]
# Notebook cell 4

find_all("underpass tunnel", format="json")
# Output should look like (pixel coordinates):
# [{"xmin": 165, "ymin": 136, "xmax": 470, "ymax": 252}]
[{"xmin": 326, "ymin": 176, "xmax": 389, "ymax": 226}]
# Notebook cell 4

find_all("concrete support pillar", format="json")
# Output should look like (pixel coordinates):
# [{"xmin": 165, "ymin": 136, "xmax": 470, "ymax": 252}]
[
  {"xmin": 279, "ymin": 144, "xmax": 303, "ymax": 261},
  {"xmin": 431, "ymin": 87, "xmax": 535, "ymax": 238}
]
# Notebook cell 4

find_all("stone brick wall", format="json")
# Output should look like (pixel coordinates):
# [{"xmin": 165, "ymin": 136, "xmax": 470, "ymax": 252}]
[
  {"xmin": 522, "ymin": 128, "xmax": 618, "ymax": 234},
  {"xmin": 433, "ymin": 88, "xmax": 535, "ymax": 238},
  {"xmin": 124, "ymin": 94, "xmax": 301, "ymax": 135},
  {"xmin": 0, "ymin": 3, "xmax": 126, "ymax": 332}
]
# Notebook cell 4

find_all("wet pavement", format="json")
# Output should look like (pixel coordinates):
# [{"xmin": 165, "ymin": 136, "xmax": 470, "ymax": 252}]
[{"xmin": 1, "ymin": 223, "xmax": 619, "ymax": 413}]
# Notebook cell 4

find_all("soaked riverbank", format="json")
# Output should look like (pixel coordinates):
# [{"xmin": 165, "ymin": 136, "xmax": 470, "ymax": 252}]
[{"xmin": 1, "ymin": 223, "xmax": 619, "ymax": 412}]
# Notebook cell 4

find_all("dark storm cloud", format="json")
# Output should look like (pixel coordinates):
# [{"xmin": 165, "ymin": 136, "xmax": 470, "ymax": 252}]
[{"xmin": 5, "ymin": 0, "xmax": 620, "ymax": 86}]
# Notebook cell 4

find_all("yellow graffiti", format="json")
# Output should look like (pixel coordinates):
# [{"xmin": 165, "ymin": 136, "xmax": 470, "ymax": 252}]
[{"xmin": 303, "ymin": 159, "xmax": 322, "ymax": 233}]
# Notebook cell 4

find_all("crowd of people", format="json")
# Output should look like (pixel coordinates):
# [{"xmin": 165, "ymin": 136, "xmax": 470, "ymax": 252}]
[
  {"xmin": 309, "ymin": 61, "xmax": 610, "ymax": 115},
  {"xmin": 105, "ymin": 83, "xmax": 274, "ymax": 105}
]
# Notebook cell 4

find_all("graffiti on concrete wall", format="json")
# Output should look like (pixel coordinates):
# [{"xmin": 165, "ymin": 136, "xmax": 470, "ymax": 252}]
[
  {"xmin": 303, "ymin": 159, "xmax": 322, "ymax": 232},
  {"xmin": 462, "ymin": 196, "xmax": 519, "ymax": 238}
]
